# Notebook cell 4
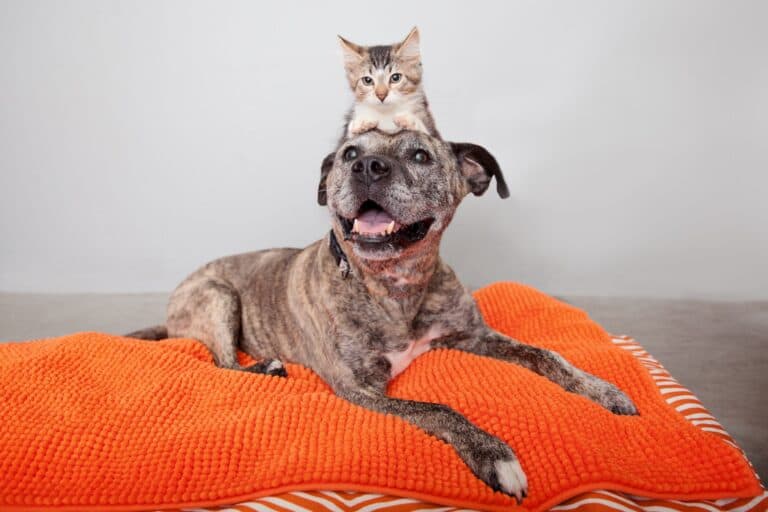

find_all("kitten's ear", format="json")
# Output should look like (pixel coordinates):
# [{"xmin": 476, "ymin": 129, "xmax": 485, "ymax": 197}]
[
  {"xmin": 451, "ymin": 142, "xmax": 510, "ymax": 198},
  {"xmin": 395, "ymin": 27, "xmax": 420, "ymax": 61},
  {"xmin": 338, "ymin": 35, "xmax": 364, "ymax": 68},
  {"xmin": 318, "ymin": 152, "xmax": 335, "ymax": 206}
]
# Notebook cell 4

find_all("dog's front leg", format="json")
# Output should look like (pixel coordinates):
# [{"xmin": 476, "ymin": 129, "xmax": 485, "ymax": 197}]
[
  {"xmin": 444, "ymin": 330, "xmax": 638, "ymax": 415},
  {"xmin": 335, "ymin": 385, "xmax": 528, "ymax": 502}
]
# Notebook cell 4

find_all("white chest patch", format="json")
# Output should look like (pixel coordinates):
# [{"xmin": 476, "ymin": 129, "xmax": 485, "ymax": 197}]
[
  {"xmin": 384, "ymin": 326, "xmax": 442, "ymax": 378},
  {"xmin": 351, "ymin": 100, "xmax": 427, "ymax": 135}
]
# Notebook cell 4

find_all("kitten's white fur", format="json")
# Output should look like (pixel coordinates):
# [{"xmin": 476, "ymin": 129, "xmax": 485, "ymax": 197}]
[
  {"xmin": 348, "ymin": 93, "xmax": 428, "ymax": 137},
  {"xmin": 340, "ymin": 28, "xmax": 438, "ymax": 139}
]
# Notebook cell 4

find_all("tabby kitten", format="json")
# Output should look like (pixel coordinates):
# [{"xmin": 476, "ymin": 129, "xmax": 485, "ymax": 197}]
[{"xmin": 339, "ymin": 27, "xmax": 440, "ymax": 140}]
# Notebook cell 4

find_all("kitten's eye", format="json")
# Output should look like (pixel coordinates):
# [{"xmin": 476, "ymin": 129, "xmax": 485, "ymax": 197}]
[
  {"xmin": 361, "ymin": 76, "xmax": 373, "ymax": 85},
  {"xmin": 343, "ymin": 146, "xmax": 359, "ymax": 161},
  {"xmin": 412, "ymin": 149, "xmax": 430, "ymax": 164},
  {"xmin": 390, "ymin": 73, "xmax": 402, "ymax": 83}
]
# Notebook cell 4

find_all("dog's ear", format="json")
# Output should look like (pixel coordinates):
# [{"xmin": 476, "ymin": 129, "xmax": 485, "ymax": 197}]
[
  {"xmin": 450, "ymin": 143, "xmax": 509, "ymax": 198},
  {"xmin": 318, "ymin": 152, "xmax": 335, "ymax": 206}
]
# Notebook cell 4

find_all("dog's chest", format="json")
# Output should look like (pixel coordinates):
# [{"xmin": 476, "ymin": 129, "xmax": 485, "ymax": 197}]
[{"xmin": 384, "ymin": 326, "xmax": 443, "ymax": 378}]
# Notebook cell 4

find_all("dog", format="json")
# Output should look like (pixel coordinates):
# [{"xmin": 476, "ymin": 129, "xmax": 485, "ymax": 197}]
[{"xmin": 128, "ymin": 130, "xmax": 638, "ymax": 502}]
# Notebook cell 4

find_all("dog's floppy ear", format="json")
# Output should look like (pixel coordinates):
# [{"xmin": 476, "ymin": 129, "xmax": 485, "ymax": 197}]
[
  {"xmin": 318, "ymin": 152, "xmax": 335, "ymax": 206},
  {"xmin": 450, "ymin": 143, "xmax": 509, "ymax": 198}
]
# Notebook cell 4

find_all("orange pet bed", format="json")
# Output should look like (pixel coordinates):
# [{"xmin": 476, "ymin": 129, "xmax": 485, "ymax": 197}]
[{"xmin": 0, "ymin": 282, "xmax": 762, "ymax": 511}]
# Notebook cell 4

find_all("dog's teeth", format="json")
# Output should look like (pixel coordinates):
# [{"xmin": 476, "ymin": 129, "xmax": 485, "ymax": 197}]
[
  {"xmin": 385, "ymin": 221, "xmax": 395, "ymax": 235},
  {"xmin": 352, "ymin": 219, "xmax": 360, "ymax": 233}
]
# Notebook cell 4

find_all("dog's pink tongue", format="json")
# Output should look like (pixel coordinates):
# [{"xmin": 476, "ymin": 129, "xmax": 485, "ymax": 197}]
[{"xmin": 356, "ymin": 209, "xmax": 394, "ymax": 234}]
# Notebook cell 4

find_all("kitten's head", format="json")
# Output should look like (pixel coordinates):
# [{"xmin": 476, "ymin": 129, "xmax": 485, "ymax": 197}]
[{"xmin": 338, "ymin": 27, "xmax": 422, "ymax": 106}]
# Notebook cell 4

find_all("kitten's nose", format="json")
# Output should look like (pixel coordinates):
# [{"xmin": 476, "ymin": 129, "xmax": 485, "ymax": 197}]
[{"xmin": 375, "ymin": 88, "xmax": 388, "ymax": 102}]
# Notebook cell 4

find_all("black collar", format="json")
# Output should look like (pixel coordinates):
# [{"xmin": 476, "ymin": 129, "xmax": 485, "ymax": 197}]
[{"xmin": 329, "ymin": 229, "xmax": 350, "ymax": 278}]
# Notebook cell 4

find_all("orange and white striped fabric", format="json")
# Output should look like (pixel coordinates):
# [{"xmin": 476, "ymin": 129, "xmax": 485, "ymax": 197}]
[{"xmin": 186, "ymin": 336, "xmax": 765, "ymax": 512}]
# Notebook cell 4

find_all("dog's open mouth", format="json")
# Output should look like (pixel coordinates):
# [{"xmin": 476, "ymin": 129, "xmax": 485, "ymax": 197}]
[{"xmin": 339, "ymin": 200, "xmax": 434, "ymax": 247}]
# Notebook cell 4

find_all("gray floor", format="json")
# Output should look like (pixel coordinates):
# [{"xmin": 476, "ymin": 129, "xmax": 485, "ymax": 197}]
[{"xmin": 1, "ymin": 293, "xmax": 765, "ymax": 481}]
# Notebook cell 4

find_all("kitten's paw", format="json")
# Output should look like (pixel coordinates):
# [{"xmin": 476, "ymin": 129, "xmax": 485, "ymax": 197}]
[
  {"xmin": 244, "ymin": 359, "xmax": 288, "ymax": 378},
  {"xmin": 394, "ymin": 114, "xmax": 430, "ymax": 134},
  {"xmin": 348, "ymin": 118, "xmax": 378, "ymax": 135},
  {"xmin": 393, "ymin": 114, "xmax": 417, "ymax": 130}
]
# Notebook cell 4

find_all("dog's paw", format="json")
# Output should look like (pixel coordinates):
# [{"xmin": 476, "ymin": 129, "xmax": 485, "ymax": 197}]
[
  {"xmin": 465, "ymin": 436, "xmax": 528, "ymax": 503},
  {"xmin": 604, "ymin": 386, "xmax": 638, "ymax": 415},
  {"xmin": 492, "ymin": 458, "xmax": 528, "ymax": 503},
  {"xmin": 585, "ymin": 375, "xmax": 638, "ymax": 415},
  {"xmin": 244, "ymin": 359, "xmax": 288, "ymax": 378}
]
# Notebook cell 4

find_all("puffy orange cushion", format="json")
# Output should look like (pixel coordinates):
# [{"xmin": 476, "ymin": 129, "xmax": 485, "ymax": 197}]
[{"xmin": 0, "ymin": 282, "xmax": 761, "ymax": 511}]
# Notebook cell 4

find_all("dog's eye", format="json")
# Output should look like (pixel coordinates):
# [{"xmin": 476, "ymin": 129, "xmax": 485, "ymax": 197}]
[
  {"xmin": 412, "ymin": 149, "xmax": 430, "ymax": 164},
  {"xmin": 343, "ymin": 146, "xmax": 359, "ymax": 161},
  {"xmin": 390, "ymin": 73, "xmax": 402, "ymax": 83},
  {"xmin": 361, "ymin": 76, "xmax": 373, "ymax": 85}
]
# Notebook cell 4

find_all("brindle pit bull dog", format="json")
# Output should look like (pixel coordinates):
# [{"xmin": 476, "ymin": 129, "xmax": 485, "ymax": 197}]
[{"xmin": 128, "ymin": 130, "xmax": 638, "ymax": 502}]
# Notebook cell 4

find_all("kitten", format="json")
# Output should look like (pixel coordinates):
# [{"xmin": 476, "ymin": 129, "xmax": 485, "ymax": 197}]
[{"xmin": 339, "ymin": 27, "xmax": 440, "ymax": 140}]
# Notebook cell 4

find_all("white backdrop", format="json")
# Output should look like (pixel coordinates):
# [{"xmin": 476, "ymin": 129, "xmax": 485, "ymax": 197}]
[{"xmin": 1, "ymin": 0, "xmax": 766, "ymax": 299}]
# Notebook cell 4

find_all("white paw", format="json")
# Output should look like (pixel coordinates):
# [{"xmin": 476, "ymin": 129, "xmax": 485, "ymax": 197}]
[
  {"xmin": 494, "ymin": 458, "xmax": 528, "ymax": 503},
  {"xmin": 348, "ymin": 118, "xmax": 378, "ymax": 135},
  {"xmin": 393, "ymin": 113, "xmax": 428, "ymax": 134},
  {"xmin": 244, "ymin": 359, "xmax": 287, "ymax": 377},
  {"xmin": 393, "ymin": 114, "xmax": 416, "ymax": 130}
]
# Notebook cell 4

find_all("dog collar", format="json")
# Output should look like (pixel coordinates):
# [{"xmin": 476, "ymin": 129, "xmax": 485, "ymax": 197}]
[{"xmin": 329, "ymin": 229, "xmax": 351, "ymax": 278}]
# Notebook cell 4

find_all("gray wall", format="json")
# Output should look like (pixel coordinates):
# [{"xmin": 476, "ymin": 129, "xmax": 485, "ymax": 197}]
[{"xmin": 1, "ymin": 0, "xmax": 766, "ymax": 299}]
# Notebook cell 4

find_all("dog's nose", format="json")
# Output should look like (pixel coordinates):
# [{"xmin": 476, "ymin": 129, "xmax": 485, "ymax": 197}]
[{"xmin": 352, "ymin": 156, "xmax": 391, "ymax": 183}]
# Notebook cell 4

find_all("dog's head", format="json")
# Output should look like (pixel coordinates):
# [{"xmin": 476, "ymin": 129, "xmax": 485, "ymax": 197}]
[{"xmin": 318, "ymin": 130, "xmax": 508, "ymax": 262}]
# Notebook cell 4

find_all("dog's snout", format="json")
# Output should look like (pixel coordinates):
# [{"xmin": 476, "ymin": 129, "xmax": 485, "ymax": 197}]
[
  {"xmin": 367, "ymin": 157, "xmax": 389, "ymax": 177},
  {"xmin": 353, "ymin": 156, "xmax": 391, "ymax": 183}
]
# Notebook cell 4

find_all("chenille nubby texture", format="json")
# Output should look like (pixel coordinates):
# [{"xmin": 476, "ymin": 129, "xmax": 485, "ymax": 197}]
[{"xmin": 0, "ymin": 282, "xmax": 761, "ymax": 511}]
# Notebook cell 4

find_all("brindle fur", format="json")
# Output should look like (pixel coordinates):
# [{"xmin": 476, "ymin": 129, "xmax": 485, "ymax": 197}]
[{"xmin": 128, "ymin": 130, "xmax": 637, "ymax": 501}]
